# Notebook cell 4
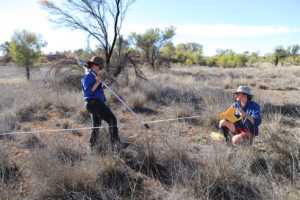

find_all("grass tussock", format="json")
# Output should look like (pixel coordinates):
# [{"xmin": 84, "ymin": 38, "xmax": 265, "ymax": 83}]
[
  {"xmin": 125, "ymin": 91, "xmax": 147, "ymax": 111},
  {"xmin": 22, "ymin": 134, "xmax": 45, "ymax": 149},
  {"xmin": 16, "ymin": 103, "xmax": 48, "ymax": 122},
  {"xmin": 28, "ymin": 137, "xmax": 151, "ymax": 200},
  {"xmin": 256, "ymin": 113, "xmax": 299, "ymax": 181},
  {"xmin": 121, "ymin": 137, "xmax": 267, "ymax": 199},
  {"xmin": 173, "ymin": 104, "xmax": 194, "ymax": 118},
  {"xmin": 0, "ymin": 149, "xmax": 20, "ymax": 185},
  {"xmin": 0, "ymin": 141, "xmax": 21, "ymax": 199},
  {"xmin": 0, "ymin": 111, "xmax": 18, "ymax": 135}
]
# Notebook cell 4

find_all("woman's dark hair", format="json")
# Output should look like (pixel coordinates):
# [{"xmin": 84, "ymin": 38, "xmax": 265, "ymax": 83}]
[
  {"xmin": 245, "ymin": 93, "xmax": 252, "ymax": 101},
  {"xmin": 87, "ymin": 62, "xmax": 92, "ymax": 68}
]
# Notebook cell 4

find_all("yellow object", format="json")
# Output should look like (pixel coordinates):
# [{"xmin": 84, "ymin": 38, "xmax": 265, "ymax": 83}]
[
  {"xmin": 210, "ymin": 132, "xmax": 224, "ymax": 142},
  {"xmin": 218, "ymin": 107, "xmax": 243, "ymax": 123}
]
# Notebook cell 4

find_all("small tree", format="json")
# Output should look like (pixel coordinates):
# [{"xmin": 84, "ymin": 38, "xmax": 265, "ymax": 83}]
[
  {"xmin": 160, "ymin": 42, "xmax": 176, "ymax": 59},
  {"xmin": 216, "ymin": 49, "xmax": 248, "ymax": 68},
  {"xmin": 129, "ymin": 26, "xmax": 175, "ymax": 69},
  {"xmin": 174, "ymin": 43, "xmax": 203, "ymax": 65},
  {"xmin": 235, "ymin": 54, "xmax": 248, "ymax": 67},
  {"xmin": 274, "ymin": 46, "xmax": 287, "ymax": 66},
  {"xmin": 9, "ymin": 30, "xmax": 46, "ymax": 80},
  {"xmin": 206, "ymin": 55, "xmax": 218, "ymax": 67},
  {"xmin": 217, "ymin": 49, "xmax": 234, "ymax": 67},
  {"xmin": 291, "ymin": 44, "xmax": 300, "ymax": 65},
  {"xmin": 249, "ymin": 52, "xmax": 259, "ymax": 64},
  {"xmin": 0, "ymin": 41, "xmax": 10, "ymax": 56}
]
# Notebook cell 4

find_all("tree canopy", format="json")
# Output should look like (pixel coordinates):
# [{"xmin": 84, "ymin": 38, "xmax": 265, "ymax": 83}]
[
  {"xmin": 175, "ymin": 43, "xmax": 203, "ymax": 65},
  {"xmin": 129, "ymin": 26, "xmax": 175, "ymax": 69},
  {"xmin": 40, "ymin": 0, "xmax": 135, "ymax": 68},
  {"xmin": 274, "ymin": 46, "xmax": 288, "ymax": 66},
  {"xmin": 0, "ymin": 41, "xmax": 10, "ymax": 56},
  {"xmin": 291, "ymin": 44, "xmax": 300, "ymax": 64},
  {"xmin": 9, "ymin": 30, "xmax": 47, "ymax": 80}
]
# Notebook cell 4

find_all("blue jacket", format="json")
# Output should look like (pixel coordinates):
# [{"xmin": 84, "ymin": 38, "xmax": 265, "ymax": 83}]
[
  {"xmin": 232, "ymin": 101, "xmax": 262, "ymax": 136},
  {"xmin": 81, "ymin": 71, "xmax": 106, "ymax": 102}
]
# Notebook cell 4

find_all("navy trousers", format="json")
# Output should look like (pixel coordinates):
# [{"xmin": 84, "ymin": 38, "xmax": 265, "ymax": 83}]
[{"xmin": 85, "ymin": 99, "xmax": 119, "ymax": 146}]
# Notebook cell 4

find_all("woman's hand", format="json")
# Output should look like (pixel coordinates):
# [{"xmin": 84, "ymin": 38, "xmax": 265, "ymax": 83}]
[
  {"xmin": 92, "ymin": 76, "xmax": 102, "ymax": 91},
  {"xmin": 96, "ymin": 75, "xmax": 102, "ymax": 82},
  {"xmin": 238, "ymin": 109, "xmax": 254, "ymax": 124},
  {"xmin": 238, "ymin": 109, "xmax": 246, "ymax": 117}
]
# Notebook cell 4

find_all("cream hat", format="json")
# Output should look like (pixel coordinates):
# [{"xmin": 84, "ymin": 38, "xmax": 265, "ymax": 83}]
[{"xmin": 233, "ymin": 86, "xmax": 253, "ymax": 96}]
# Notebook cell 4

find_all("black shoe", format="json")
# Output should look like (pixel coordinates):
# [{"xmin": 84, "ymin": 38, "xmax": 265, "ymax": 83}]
[
  {"xmin": 90, "ymin": 130, "xmax": 99, "ymax": 149},
  {"xmin": 112, "ymin": 141, "xmax": 130, "ymax": 150},
  {"xmin": 225, "ymin": 135, "xmax": 232, "ymax": 146},
  {"xmin": 119, "ymin": 142, "xmax": 130, "ymax": 149},
  {"xmin": 221, "ymin": 126, "xmax": 232, "ymax": 145}
]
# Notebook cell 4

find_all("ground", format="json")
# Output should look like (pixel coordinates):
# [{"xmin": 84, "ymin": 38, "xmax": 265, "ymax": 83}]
[{"xmin": 0, "ymin": 62, "xmax": 299, "ymax": 199}]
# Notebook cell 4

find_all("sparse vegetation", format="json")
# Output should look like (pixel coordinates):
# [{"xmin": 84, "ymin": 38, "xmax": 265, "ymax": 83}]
[
  {"xmin": 0, "ymin": 62, "xmax": 299, "ymax": 199},
  {"xmin": 1, "ymin": 0, "xmax": 300, "ymax": 198}
]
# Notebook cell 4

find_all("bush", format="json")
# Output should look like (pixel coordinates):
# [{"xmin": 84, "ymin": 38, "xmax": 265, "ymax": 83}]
[
  {"xmin": 206, "ymin": 55, "xmax": 218, "ymax": 67},
  {"xmin": 0, "ymin": 111, "xmax": 18, "ymax": 135},
  {"xmin": 185, "ymin": 58, "xmax": 193, "ymax": 66},
  {"xmin": 216, "ymin": 50, "xmax": 248, "ymax": 67},
  {"xmin": 175, "ymin": 43, "xmax": 203, "ymax": 65},
  {"xmin": 125, "ymin": 91, "xmax": 146, "ymax": 111}
]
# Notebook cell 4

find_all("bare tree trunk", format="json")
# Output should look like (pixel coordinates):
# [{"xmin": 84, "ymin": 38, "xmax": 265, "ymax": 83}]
[
  {"xmin": 106, "ymin": 0, "xmax": 121, "ymax": 68},
  {"xmin": 26, "ymin": 64, "xmax": 30, "ymax": 80},
  {"xmin": 151, "ymin": 49, "xmax": 156, "ymax": 70}
]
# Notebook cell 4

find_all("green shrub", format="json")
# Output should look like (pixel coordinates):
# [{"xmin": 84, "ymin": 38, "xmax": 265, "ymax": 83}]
[{"xmin": 185, "ymin": 58, "xmax": 193, "ymax": 66}]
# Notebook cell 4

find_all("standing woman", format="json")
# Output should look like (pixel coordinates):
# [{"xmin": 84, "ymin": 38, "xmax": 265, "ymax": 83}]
[{"xmin": 81, "ymin": 56, "xmax": 128, "ymax": 149}]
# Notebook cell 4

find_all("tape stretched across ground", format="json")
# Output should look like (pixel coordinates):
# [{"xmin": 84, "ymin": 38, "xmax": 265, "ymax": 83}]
[{"xmin": 0, "ymin": 115, "xmax": 203, "ymax": 136}]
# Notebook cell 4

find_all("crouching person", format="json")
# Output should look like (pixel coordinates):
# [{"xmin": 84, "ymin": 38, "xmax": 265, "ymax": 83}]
[{"xmin": 219, "ymin": 86, "xmax": 262, "ymax": 145}]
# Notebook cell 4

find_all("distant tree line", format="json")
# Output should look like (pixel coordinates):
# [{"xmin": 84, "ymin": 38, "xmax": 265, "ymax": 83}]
[
  {"xmin": 67, "ymin": 28, "xmax": 300, "ymax": 69},
  {"xmin": 1, "ymin": 28, "xmax": 299, "ymax": 71},
  {"xmin": 1, "ymin": 0, "xmax": 300, "ymax": 81}
]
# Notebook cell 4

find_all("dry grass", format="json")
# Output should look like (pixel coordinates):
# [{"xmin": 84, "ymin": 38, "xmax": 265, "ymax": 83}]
[
  {"xmin": 0, "ymin": 78, "xmax": 27, "ymax": 84},
  {"xmin": 125, "ymin": 91, "xmax": 147, "ymax": 111},
  {"xmin": 26, "ymin": 136, "xmax": 151, "ymax": 199},
  {"xmin": 0, "ymin": 64, "xmax": 299, "ymax": 199},
  {"xmin": 0, "ymin": 140, "xmax": 22, "ymax": 199}
]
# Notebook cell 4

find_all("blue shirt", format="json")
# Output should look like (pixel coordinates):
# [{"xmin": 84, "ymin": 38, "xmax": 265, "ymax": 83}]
[
  {"xmin": 81, "ymin": 71, "xmax": 106, "ymax": 102},
  {"xmin": 231, "ymin": 101, "xmax": 262, "ymax": 136}
]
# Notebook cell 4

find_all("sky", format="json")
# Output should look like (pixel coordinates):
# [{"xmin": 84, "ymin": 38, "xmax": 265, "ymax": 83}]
[{"xmin": 0, "ymin": 0, "xmax": 300, "ymax": 56}]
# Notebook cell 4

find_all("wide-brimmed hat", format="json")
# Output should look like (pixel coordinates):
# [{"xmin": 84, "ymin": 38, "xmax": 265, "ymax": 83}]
[
  {"xmin": 233, "ymin": 86, "xmax": 253, "ymax": 96},
  {"xmin": 87, "ymin": 56, "xmax": 104, "ymax": 67}
]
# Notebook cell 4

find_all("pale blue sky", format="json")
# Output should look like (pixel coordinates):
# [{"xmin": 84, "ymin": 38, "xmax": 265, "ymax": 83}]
[{"xmin": 1, "ymin": 0, "xmax": 299, "ymax": 56}]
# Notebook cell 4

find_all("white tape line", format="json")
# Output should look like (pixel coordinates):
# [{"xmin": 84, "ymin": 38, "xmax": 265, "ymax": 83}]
[{"xmin": 0, "ymin": 115, "xmax": 202, "ymax": 136}]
